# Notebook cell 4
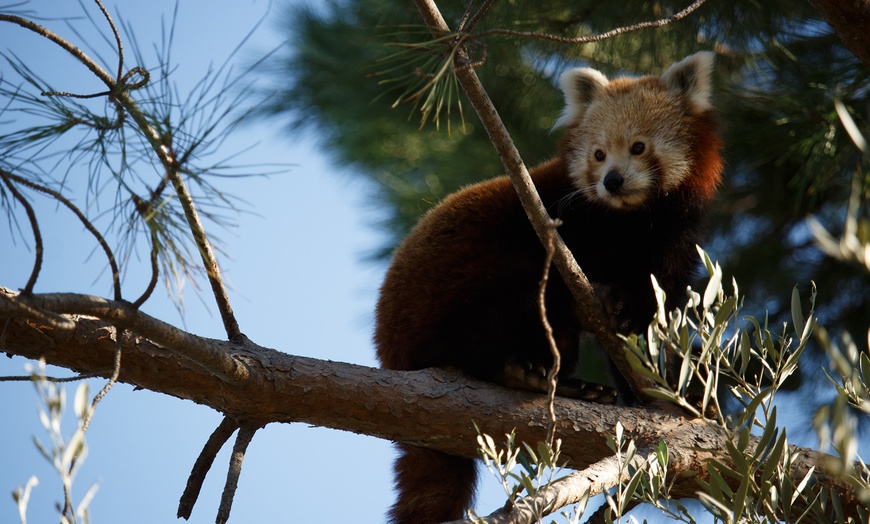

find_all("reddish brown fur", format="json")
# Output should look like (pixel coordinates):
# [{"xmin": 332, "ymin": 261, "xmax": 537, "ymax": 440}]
[{"xmin": 375, "ymin": 54, "xmax": 722, "ymax": 524}]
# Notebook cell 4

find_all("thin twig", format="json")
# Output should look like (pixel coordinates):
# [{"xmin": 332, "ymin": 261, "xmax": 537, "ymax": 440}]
[
  {"xmin": 1, "ymin": 176, "xmax": 42, "ymax": 294},
  {"xmin": 538, "ymin": 218, "xmax": 561, "ymax": 449},
  {"xmin": 64, "ymin": 331, "xmax": 123, "ymax": 514},
  {"xmin": 81, "ymin": 331, "xmax": 123, "ymax": 434},
  {"xmin": 411, "ymin": 0, "xmax": 657, "ymax": 401},
  {"xmin": 178, "ymin": 417, "xmax": 242, "ymax": 520},
  {"xmin": 2, "ymin": 169, "xmax": 122, "ymax": 301},
  {"xmin": 91, "ymin": 0, "xmax": 124, "ymax": 81},
  {"xmin": 0, "ymin": 14, "xmax": 115, "ymax": 87},
  {"xmin": 457, "ymin": 0, "xmax": 477, "ymax": 32},
  {"xmin": 216, "ymin": 422, "xmax": 260, "ymax": 524},
  {"xmin": 129, "ymin": 192, "xmax": 163, "ymax": 308},
  {"xmin": 0, "ymin": 373, "xmax": 103, "ymax": 383},
  {"xmin": 132, "ymin": 227, "xmax": 160, "ymax": 308},
  {"xmin": 474, "ymin": 0, "xmax": 708, "ymax": 44},
  {"xmin": 162, "ymin": 157, "xmax": 243, "ymax": 342},
  {"xmin": 461, "ymin": 0, "xmax": 498, "ymax": 33}
]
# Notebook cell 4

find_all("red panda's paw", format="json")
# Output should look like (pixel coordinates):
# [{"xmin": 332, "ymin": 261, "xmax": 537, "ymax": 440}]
[
  {"xmin": 498, "ymin": 359, "xmax": 618, "ymax": 403},
  {"xmin": 556, "ymin": 378, "xmax": 618, "ymax": 404},
  {"xmin": 497, "ymin": 359, "xmax": 551, "ymax": 392}
]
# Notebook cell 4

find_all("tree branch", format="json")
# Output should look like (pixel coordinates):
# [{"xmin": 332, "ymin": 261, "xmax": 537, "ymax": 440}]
[
  {"xmin": 0, "ymin": 287, "xmax": 861, "ymax": 520},
  {"xmin": 1, "ymin": 169, "xmax": 122, "ymax": 301},
  {"xmin": 2, "ymin": 10, "xmax": 243, "ymax": 340},
  {"xmin": 410, "ymin": 0, "xmax": 655, "ymax": 400},
  {"xmin": 110, "ymin": 82, "xmax": 243, "ymax": 342},
  {"xmin": 474, "ymin": 0, "xmax": 709, "ymax": 44},
  {"xmin": 178, "ymin": 417, "xmax": 242, "ymax": 520},
  {"xmin": 449, "ymin": 453, "xmax": 640, "ymax": 524},
  {"xmin": 807, "ymin": 0, "xmax": 870, "ymax": 69},
  {"xmin": 216, "ymin": 422, "xmax": 260, "ymax": 524},
  {"xmin": 0, "ymin": 289, "xmax": 247, "ymax": 384}
]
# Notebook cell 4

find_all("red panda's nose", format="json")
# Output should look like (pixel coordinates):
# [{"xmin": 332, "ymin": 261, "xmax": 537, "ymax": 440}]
[{"xmin": 603, "ymin": 171, "xmax": 624, "ymax": 193}]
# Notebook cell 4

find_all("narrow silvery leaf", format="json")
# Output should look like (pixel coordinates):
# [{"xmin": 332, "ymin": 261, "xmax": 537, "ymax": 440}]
[
  {"xmin": 790, "ymin": 287, "xmax": 804, "ymax": 339},
  {"xmin": 703, "ymin": 262, "xmax": 722, "ymax": 309},
  {"xmin": 74, "ymin": 383, "xmax": 90, "ymax": 420}
]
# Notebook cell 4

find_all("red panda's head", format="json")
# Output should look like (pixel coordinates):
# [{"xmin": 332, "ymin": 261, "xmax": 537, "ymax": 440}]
[{"xmin": 555, "ymin": 52, "xmax": 720, "ymax": 210}]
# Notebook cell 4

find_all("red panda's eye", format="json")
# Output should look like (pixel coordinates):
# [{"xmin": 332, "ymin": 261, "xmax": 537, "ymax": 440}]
[
  {"xmin": 594, "ymin": 150, "xmax": 606, "ymax": 162},
  {"xmin": 630, "ymin": 142, "xmax": 645, "ymax": 155}
]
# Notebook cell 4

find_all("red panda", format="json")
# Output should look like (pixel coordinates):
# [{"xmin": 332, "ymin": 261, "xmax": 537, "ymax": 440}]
[{"xmin": 374, "ymin": 52, "xmax": 723, "ymax": 524}]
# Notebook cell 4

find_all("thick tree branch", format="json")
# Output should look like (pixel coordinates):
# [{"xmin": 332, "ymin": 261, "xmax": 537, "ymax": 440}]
[
  {"xmin": 0, "ymin": 290, "xmax": 247, "ymax": 383},
  {"xmin": 410, "ymin": 0, "xmax": 655, "ymax": 400},
  {"xmin": 807, "ymin": 0, "xmax": 870, "ymax": 69},
  {"xmin": 0, "ymin": 287, "xmax": 860, "ymax": 520}
]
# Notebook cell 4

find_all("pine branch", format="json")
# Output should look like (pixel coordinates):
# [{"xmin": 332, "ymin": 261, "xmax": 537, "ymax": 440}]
[{"xmin": 1, "ymin": 10, "xmax": 244, "ymax": 342}]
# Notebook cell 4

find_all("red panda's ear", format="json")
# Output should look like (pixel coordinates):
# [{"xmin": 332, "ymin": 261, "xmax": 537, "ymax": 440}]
[
  {"xmin": 660, "ymin": 51, "xmax": 715, "ymax": 115},
  {"xmin": 553, "ymin": 67, "xmax": 609, "ymax": 129}
]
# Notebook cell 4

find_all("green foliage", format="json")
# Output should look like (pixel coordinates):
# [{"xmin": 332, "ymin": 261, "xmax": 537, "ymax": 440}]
[
  {"xmin": 622, "ymin": 251, "xmax": 850, "ymax": 522},
  {"xmin": 265, "ymin": 0, "xmax": 869, "ymax": 346},
  {"xmin": 603, "ymin": 425, "xmax": 696, "ymax": 523},
  {"xmin": 475, "ymin": 244, "xmax": 870, "ymax": 522},
  {"xmin": 625, "ymin": 249, "xmax": 813, "ymax": 425},
  {"xmin": 476, "ymin": 427, "xmax": 590, "ymax": 524}
]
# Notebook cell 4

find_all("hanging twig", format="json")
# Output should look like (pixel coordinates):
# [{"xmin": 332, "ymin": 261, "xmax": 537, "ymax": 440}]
[
  {"xmin": 1, "ymin": 170, "xmax": 122, "ymax": 301},
  {"xmin": 216, "ymin": 422, "xmax": 260, "ymax": 524},
  {"xmin": 1, "ymin": 176, "xmax": 42, "ymax": 294},
  {"xmin": 132, "ymin": 227, "xmax": 161, "ymax": 308},
  {"xmin": 62, "ymin": 331, "xmax": 123, "ymax": 519},
  {"xmin": 178, "ymin": 417, "xmax": 242, "ymax": 520},
  {"xmin": 538, "ymin": 218, "xmax": 562, "ymax": 449}
]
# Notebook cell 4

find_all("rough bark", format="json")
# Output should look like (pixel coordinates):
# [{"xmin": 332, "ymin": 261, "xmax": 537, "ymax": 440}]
[
  {"xmin": 0, "ymin": 287, "xmax": 861, "ymax": 521},
  {"xmin": 808, "ymin": 0, "xmax": 870, "ymax": 69}
]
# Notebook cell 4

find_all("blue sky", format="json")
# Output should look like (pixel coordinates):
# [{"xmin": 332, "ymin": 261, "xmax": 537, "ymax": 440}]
[{"xmin": 0, "ymin": 1, "xmax": 428, "ymax": 522}]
